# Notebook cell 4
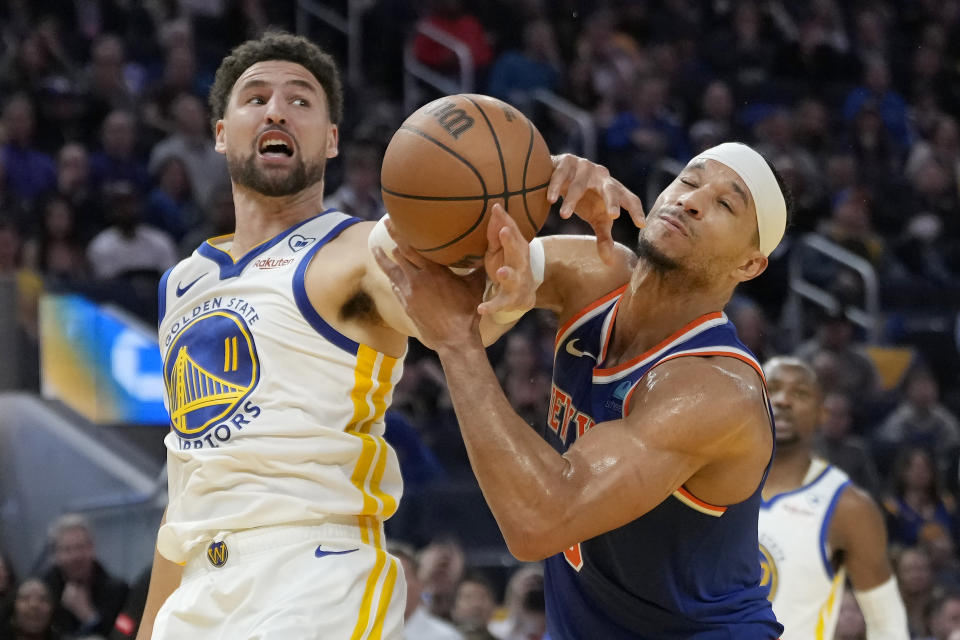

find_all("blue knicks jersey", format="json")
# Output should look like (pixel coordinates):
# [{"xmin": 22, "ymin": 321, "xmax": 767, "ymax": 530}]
[{"xmin": 542, "ymin": 286, "xmax": 782, "ymax": 639}]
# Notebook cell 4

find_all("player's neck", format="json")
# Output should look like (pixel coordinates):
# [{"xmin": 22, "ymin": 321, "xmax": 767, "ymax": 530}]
[
  {"xmin": 763, "ymin": 444, "xmax": 814, "ymax": 499},
  {"xmin": 606, "ymin": 262, "xmax": 729, "ymax": 366},
  {"xmin": 229, "ymin": 181, "xmax": 327, "ymax": 256}
]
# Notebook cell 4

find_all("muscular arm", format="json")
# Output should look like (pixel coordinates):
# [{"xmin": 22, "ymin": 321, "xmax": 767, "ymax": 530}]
[
  {"xmin": 830, "ymin": 486, "xmax": 909, "ymax": 639},
  {"xmin": 830, "ymin": 486, "xmax": 893, "ymax": 591},
  {"xmin": 136, "ymin": 510, "xmax": 182, "ymax": 640},
  {"xmin": 433, "ymin": 341, "xmax": 769, "ymax": 560}
]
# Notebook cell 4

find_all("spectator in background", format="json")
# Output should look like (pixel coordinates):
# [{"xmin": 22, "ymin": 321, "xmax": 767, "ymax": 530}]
[
  {"xmin": 835, "ymin": 591, "xmax": 866, "ymax": 640},
  {"xmin": 488, "ymin": 565, "xmax": 545, "ymax": 640},
  {"xmin": 688, "ymin": 80, "xmax": 738, "ymax": 154},
  {"xmin": 89, "ymin": 109, "xmax": 151, "ymax": 195},
  {"xmin": 145, "ymin": 155, "xmax": 199, "ymax": 241},
  {"xmin": 603, "ymin": 74, "xmax": 689, "ymax": 194},
  {"xmin": 843, "ymin": 58, "xmax": 911, "ymax": 150},
  {"xmin": 926, "ymin": 592, "xmax": 960, "ymax": 640},
  {"xmin": 107, "ymin": 567, "xmax": 150, "ymax": 640},
  {"xmin": 0, "ymin": 549, "xmax": 17, "ymax": 620},
  {"xmin": 814, "ymin": 391, "xmax": 882, "ymax": 497},
  {"xmin": 876, "ymin": 369, "xmax": 960, "ymax": 476},
  {"xmin": 140, "ymin": 44, "xmax": 205, "ymax": 142},
  {"xmin": 1, "ymin": 94, "xmax": 57, "ymax": 206},
  {"xmin": 566, "ymin": 9, "xmax": 644, "ymax": 116},
  {"xmin": 325, "ymin": 140, "xmax": 386, "ymax": 221},
  {"xmin": 178, "ymin": 183, "xmax": 234, "ymax": 257},
  {"xmin": 0, "ymin": 577, "xmax": 62, "ymax": 640},
  {"xmin": 727, "ymin": 297, "xmax": 774, "ymax": 364},
  {"xmin": 451, "ymin": 573, "xmax": 498, "ymax": 640},
  {"xmin": 795, "ymin": 306, "xmax": 880, "ymax": 409},
  {"xmin": 895, "ymin": 546, "xmax": 936, "ymax": 638},
  {"xmin": 907, "ymin": 117, "xmax": 960, "ymax": 196},
  {"xmin": 78, "ymin": 34, "xmax": 137, "ymax": 135},
  {"xmin": 883, "ymin": 447, "xmax": 959, "ymax": 549},
  {"xmin": 86, "ymin": 180, "xmax": 177, "ymax": 281},
  {"xmin": 920, "ymin": 527, "xmax": 960, "ymax": 594},
  {"xmin": 54, "ymin": 143, "xmax": 102, "ymax": 240},
  {"xmin": 413, "ymin": 0, "xmax": 493, "ymax": 76},
  {"xmin": 393, "ymin": 543, "xmax": 464, "ymax": 640},
  {"xmin": 42, "ymin": 514, "xmax": 127, "ymax": 638},
  {"xmin": 148, "ymin": 93, "xmax": 229, "ymax": 207},
  {"xmin": 419, "ymin": 538, "xmax": 468, "ymax": 622},
  {"xmin": 22, "ymin": 194, "xmax": 88, "ymax": 281},
  {"xmin": 486, "ymin": 20, "xmax": 561, "ymax": 112},
  {"xmin": 0, "ymin": 154, "xmax": 29, "ymax": 233},
  {"xmin": 495, "ymin": 333, "xmax": 551, "ymax": 429}
]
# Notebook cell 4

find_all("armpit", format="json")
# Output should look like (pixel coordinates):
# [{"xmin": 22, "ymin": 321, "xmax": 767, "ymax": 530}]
[{"xmin": 339, "ymin": 288, "xmax": 384, "ymax": 326}]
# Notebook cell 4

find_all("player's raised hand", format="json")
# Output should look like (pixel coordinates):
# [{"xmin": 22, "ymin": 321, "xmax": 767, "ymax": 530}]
[
  {"xmin": 547, "ymin": 153, "xmax": 645, "ymax": 264},
  {"xmin": 478, "ymin": 203, "xmax": 538, "ymax": 323}
]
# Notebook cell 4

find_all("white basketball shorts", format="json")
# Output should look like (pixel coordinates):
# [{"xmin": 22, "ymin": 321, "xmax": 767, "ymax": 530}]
[{"xmin": 152, "ymin": 519, "xmax": 405, "ymax": 640}]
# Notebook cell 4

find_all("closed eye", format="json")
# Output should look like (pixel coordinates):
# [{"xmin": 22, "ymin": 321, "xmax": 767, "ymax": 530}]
[
  {"xmin": 680, "ymin": 177, "xmax": 697, "ymax": 187},
  {"xmin": 719, "ymin": 199, "xmax": 733, "ymax": 212}
]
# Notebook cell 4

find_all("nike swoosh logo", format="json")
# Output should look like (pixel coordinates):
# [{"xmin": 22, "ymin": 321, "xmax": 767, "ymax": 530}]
[
  {"xmin": 565, "ymin": 338, "xmax": 596, "ymax": 359},
  {"xmin": 175, "ymin": 274, "xmax": 207, "ymax": 297},
  {"xmin": 315, "ymin": 546, "xmax": 359, "ymax": 558}
]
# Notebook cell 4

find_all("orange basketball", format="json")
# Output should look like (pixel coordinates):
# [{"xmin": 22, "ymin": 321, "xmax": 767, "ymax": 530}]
[{"xmin": 380, "ymin": 94, "xmax": 553, "ymax": 268}]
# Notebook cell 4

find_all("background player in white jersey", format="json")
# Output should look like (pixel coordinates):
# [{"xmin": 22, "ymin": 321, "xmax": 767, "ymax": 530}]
[
  {"xmin": 760, "ymin": 357, "xmax": 909, "ymax": 640},
  {"xmin": 136, "ymin": 31, "xmax": 635, "ymax": 640}
]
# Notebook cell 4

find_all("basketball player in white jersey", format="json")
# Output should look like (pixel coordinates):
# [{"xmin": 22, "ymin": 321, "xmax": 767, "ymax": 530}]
[
  {"xmin": 136, "ymin": 32, "xmax": 640, "ymax": 640},
  {"xmin": 760, "ymin": 357, "xmax": 909, "ymax": 640}
]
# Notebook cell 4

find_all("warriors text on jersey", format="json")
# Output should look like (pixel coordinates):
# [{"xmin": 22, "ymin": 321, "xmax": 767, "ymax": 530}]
[
  {"xmin": 759, "ymin": 459, "xmax": 851, "ymax": 640},
  {"xmin": 543, "ymin": 287, "xmax": 783, "ymax": 639},
  {"xmin": 156, "ymin": 210, "xmax": 402, "ymax": 562}
]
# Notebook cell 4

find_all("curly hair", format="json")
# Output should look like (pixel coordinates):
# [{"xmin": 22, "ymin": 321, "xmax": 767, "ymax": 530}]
[{"xmin": 208, "ymin": 31, "xmax": 343, "ymax": 130}]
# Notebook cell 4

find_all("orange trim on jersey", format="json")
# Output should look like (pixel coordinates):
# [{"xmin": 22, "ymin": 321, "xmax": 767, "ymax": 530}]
[
  {"xmin": 554, "ymin": 286, "xmax": 627, "ymax": 349},
  {"xmin": 593, "ymin": 311, "xmax": 725, "ymax": 376},
  {"xmin": 673, "ymin": 486, "xmax": 727, "ymax": 517}
]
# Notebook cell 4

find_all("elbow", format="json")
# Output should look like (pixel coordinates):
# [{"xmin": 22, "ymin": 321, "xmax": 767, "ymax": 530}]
[{"xmin": 500, "ymin": 520, "xmax": 558, "ymax": 563}]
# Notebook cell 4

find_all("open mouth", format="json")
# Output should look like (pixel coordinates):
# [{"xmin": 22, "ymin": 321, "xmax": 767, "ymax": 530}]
[{"xmin": 257, "ymin": 131, "xmax": 295, "ymax": 157}]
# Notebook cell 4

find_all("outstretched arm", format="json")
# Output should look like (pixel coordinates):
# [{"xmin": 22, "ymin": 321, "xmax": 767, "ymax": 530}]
[{"xmin": 373, "ymin": 249, "xmax": 769, "ymax": 560}]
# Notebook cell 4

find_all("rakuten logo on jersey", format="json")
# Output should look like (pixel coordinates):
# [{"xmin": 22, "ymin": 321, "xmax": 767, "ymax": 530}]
[{"xmin": 254, "ymin": 257, "xmax": 294, "ymax": 269}]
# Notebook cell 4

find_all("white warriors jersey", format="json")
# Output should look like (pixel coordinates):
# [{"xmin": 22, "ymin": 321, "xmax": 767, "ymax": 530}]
[
  {"xmin": 155, "ymin": 209, "xmax": 403, "ymax": 563},
  {"xmin": 758, "ymin": 458, "xmax": 852, "ymax": 640}
]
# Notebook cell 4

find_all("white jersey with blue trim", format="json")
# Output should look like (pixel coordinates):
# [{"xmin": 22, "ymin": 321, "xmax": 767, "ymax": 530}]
[
  {"xmin": 155, "ymin": 209, "xmax": 403, "ymax": 563},
  {"xmin": 758, "ymin": 458, "xmax": 851, "ymax": 640}
]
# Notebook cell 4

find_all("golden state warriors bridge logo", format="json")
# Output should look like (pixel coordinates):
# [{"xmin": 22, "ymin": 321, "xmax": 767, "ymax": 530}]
[{"xmin": 163, "ymin": 310, "xmax": 259, "ymax": 440}]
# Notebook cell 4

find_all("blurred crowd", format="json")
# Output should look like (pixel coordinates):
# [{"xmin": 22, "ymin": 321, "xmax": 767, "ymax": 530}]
[{"xmin": 0, "ymin": 0, "xmax": 958, "ymax": 639}]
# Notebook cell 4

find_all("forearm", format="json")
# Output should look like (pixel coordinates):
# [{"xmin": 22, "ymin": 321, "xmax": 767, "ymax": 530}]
[
  {"xmin": 136, "ymin": 529, "xmax": 182, "ymax": 639},
  {"xmin": 855, "ymin": 576, "xmax": 910, "ymax": 640},
  {"xmin": 435, "ymin": 339, "xmax": 568, "ymax": 559}
]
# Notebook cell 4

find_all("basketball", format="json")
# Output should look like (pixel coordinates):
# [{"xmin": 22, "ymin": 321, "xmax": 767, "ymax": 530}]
[{"xmin": 380, "ymin": 94, "xmax": 554, "ymax": 268}]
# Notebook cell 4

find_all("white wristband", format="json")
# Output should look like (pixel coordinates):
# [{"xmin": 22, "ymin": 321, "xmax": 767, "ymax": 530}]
[
  {"xmin": 854, "ymin": 576, "xmax": 910, "ymax": 640},
  {"xmin": 368, "ymin": 215, "xmax": 397, "ymax": 261},
  {"xmin": 485, "ymin": 237, "xmax": 545, "ymax": 324}
]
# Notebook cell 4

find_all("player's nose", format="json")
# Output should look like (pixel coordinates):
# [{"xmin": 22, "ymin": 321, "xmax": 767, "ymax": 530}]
[
  {"xmin": 675, "ymin": 189, "xmax": 703, "ymax": 218},
  {"xmin": 264, "ymin": 96, "xmax": 287, "ymax": 125}
]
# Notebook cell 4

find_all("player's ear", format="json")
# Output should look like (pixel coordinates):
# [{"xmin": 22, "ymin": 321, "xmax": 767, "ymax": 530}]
[
  {"xmin": 734, "ymin": 251, "xmax": 767, "ymax": 282},
  {"xmin": 326, "ymin": 124, "xmax": 339, "ymax": 159},
  {"xmin": 215, "ymin": 120, "xmax": 226, "ymax": 154}
]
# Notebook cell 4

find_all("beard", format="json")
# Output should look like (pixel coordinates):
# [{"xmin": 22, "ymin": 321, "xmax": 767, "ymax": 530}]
[
  {"xmin": 228, "ymin": 150, "xmax": 327, "ymax": 198},
  {"xmin": 636, "ymin": 232, "xmax": 681, "ymax": 275}
]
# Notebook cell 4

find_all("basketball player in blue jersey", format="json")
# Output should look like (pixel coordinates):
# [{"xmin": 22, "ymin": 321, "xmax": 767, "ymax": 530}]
[
  {"xmin": 135, "ymin": 32, "xmax": 637, "ymax": 640},
  {"xmin": 760, "ymin": 357, "xmax": 908, "ymax": 640},
  {"xmin": 376, "ymin": 142, "xmax": 796, "ymax": 638}
]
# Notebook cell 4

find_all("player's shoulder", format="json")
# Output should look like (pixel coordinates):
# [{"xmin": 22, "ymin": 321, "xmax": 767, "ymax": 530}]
[
  {"xmin": 829, "ymin": 482, "xmax": 886, "ymax": 547},
  {"xmin": 647, "ymin": 354, "xmax": 766, "ymax": 406},
  {"xmin": 546, "ymin": 235, "xmax": 635, "ymax": 322}
]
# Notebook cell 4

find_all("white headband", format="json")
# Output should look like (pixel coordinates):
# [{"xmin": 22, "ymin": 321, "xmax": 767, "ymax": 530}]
[{"xmin": 695, "ymin": 142, "xmax": 786, "ymax": 256}]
